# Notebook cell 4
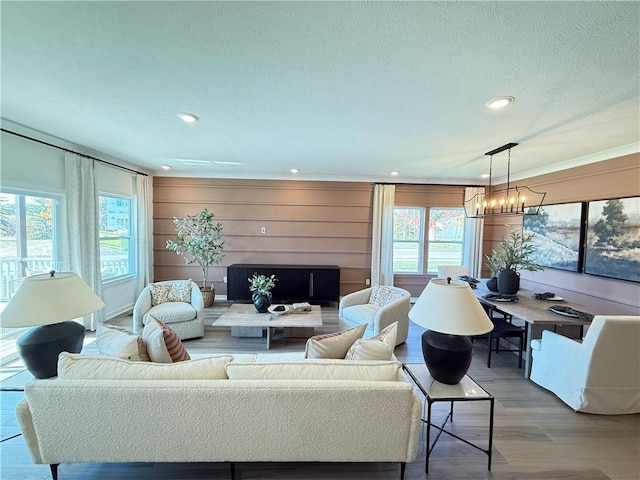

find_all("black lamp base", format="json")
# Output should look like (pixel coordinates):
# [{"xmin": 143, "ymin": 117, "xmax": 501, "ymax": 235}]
[
  {"xmin": 16, "ymin": 321, "xmax": 85, "ymax": 379},
  {"xmin": 421, "ymin": 330, "xmax": 473, "ymax": 385}
]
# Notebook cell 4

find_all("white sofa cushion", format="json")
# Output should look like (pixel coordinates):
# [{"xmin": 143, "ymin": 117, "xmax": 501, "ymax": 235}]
[
  {"xmin": 142, "ymin": 317, "xmax": 190, "ymax": 363},
  {"xmin": 143, "ymin": 302, "xmax": 197, "ymax": 324},
  {"xmin": 341, "ymin": 303, "xmax": 380, "ymax": 323},
  {"xmin": 96, "ymin": 322, "xmax": 150, "ymax": 362},
  {"xmin": 58, "ymin": 352, "xmax": 233, "ymax": 380},
  {"xmin": 226, "ymin": 360, "xmax": 401, "ymax": 381},
  {"xmin": 345, "ymin": 322, "xmax": 397, "ymax": 360},
  {"xmin": 304, "ymin": 324, "xmax": 367, "ymax": 359}
]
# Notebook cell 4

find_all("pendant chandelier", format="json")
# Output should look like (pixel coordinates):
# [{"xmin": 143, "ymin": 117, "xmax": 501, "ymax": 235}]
[{"xmin": 464, "ymin": 142, "xmax": 546, "ymax": 219}]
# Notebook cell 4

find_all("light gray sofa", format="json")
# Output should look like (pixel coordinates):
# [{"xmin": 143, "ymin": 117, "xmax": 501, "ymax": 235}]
[
  {"xmin": 16, "ymin": 352, "xmax": 422, "ymax": 480},
  {"xmin": 339, "ymin": 286, "xmax": 411, "ymax": 345}
]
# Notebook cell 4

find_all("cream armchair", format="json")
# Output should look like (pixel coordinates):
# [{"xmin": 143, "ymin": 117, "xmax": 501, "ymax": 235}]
[
  {"xmin": 133, "ymin": 280, "xmax": 205, "ymax": 340},
  {"xmin": 339, "ymin": 285, "xmax": 410, "ymax": 345},
  {"xmin": 530, "ymin": 315, "xmax": 640, "ymax": 414}
]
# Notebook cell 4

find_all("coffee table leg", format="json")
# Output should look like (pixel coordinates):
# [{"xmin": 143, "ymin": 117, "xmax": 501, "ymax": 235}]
[{"xmin": 266, "ymin": 327, "xmax": 271, "ymax": 349}]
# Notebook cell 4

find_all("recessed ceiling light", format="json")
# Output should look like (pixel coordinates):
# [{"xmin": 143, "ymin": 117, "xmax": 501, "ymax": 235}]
[
  {"xmin": 481, "ymin": 173, "xmax": 490, "ymax": 178},
  {"xmin": 178, "ymin": 112, "xmax": 199, "ymax": 123},
  {"xmin": 390, "ymin": 171, "xmax": 400, "ymax": 176},
  {"xmin": 291, "ymin": 168, "xmax": 300, "ymax": 174},
  {"xmin": 485, "ymin": 96, "xmax": 514, "ymax": 109},
  {"xmin": 160, "ymin": 165, "xmax": 171, "ymax": 170}
]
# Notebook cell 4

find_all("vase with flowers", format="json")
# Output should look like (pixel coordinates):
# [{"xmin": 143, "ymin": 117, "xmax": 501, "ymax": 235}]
[{"xmin": 248, "ymin": 273, "xmax": 277, "ymax": 313}]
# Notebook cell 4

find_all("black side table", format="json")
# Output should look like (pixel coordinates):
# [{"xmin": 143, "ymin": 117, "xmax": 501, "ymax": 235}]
[{"xmin": 402, "ymin": 363, "xmax": 494, "ymax": 474}]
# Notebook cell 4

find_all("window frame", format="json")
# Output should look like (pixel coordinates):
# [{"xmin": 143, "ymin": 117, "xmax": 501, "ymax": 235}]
[
  {"xmin": 98, "ymin": 192, "xmax": 135, "ymax": 283},
  {"xmin": 393, "ymin": 206, "xmax": 466, "ymax": 275}
]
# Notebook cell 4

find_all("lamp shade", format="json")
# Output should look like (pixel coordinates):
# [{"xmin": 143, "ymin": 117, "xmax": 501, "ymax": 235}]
[
  {"xmin": 0, "ymin": 272, "xmax": 104, "ymax": 327},
  {"xmin": 409, "ymin": 278, "xmax": 493, "ymax": 336}
]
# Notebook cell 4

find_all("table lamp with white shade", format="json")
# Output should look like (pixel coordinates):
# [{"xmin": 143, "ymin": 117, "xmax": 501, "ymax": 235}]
[
  {"xmin": 409, "ymin": 277, "xmax": 493, "ymax": 385},
  {"xmin": 0, "ymin": 271, "xmax": 104, "ymax": 378}
]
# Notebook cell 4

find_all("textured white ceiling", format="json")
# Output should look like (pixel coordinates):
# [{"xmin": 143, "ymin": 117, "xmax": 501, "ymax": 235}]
[{"xmin": 1, "ymin": 1, "xmax": 638, "ymax": 184}]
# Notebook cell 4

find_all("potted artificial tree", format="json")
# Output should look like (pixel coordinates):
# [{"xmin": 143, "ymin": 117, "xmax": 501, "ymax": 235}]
[
  {"xmin": 485, "ymin": 228, "xmax": 543, "ymax": 294},
  {"xmin": 166, "ymin": 208, "xmax": 224, "ymax": 307}
]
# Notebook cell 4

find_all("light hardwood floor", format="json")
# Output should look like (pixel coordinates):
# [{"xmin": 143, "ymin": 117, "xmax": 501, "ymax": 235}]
[{"xmin": 1, "ymin": 304, "xmax": 638, "ymax": 480}]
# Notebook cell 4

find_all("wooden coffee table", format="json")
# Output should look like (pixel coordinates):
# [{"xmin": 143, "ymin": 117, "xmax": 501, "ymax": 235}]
[{"xmin": 212, "ymin": 304, "xmax": 322, "ymax": 348}]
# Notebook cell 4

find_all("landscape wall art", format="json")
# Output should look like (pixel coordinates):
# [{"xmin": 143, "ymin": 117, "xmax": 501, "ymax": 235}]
[
  {"xmin": 584, "ymin": 196, "xmax": 640, "ymax": 283},
  {"xmin": 523, "ymin": 202, "xmax": 583, "ymax": 272}
]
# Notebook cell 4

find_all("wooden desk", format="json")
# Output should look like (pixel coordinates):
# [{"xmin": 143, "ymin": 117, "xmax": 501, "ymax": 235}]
[{"xmin": 473, "ymin": 282, "xmax": 596, "ymax": 377}]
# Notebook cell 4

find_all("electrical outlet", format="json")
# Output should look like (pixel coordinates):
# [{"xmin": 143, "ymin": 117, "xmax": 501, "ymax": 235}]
[
  {"xmin": 223, "ymin": 276, "xmax": 227, "ymax": 283},
  {"xmin": 260, "ymin": 226, "xmax": 266, "ymax": 234},
  {"xmin": 365, "ymin": 278, "xmax": 370, "ymax": 286}
]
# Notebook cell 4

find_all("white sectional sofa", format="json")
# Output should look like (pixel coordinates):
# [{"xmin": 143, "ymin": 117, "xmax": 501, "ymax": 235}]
[{"xmin": 16, "ymin": 352, "xmax": 422, "ymax": 480}]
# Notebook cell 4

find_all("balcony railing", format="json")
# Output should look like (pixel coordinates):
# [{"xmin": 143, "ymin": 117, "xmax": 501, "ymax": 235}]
[{"xmin": 0, "ymin": 256, "xmax": 130, "ymax": 301}]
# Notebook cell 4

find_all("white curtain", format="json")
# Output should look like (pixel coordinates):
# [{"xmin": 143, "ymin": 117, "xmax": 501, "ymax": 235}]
[
  {"xmin": 463, "ymin": 186, "xmax": 485, "ymax": 278},
  {"xmin": 371, "ymin": 184, "xmax": 396, "ymax": 286},
  {"xmin": 64, "ymin": 152, "xmax": 104, "ymax": 329},
  {"xmin": 135, "ymin": 174, "xmax": 153, "ymax": 293}
]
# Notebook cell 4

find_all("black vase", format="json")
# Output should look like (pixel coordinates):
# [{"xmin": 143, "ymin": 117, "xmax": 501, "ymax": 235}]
[
  {"xmin": 486, "ymin": 277, "xmax": 499, "ymax": 292},
  {"xmin": 252, "ymin": 292, "xmax": 272, "ymax": 313},
  {"xmin": 497, "ymin": 268, "xmax": 520, "ymax": 295}
]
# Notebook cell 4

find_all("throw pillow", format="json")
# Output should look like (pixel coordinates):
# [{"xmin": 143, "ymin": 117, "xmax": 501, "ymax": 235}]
[
  {"xmin": 96, "ymin": 322, "xmax": 150, "ymax": 362},
  {"xmin": 304, "ymin": 324, "xmax": 367, "ymax": 359},
  {"xmin": 168, "ymin": 280, "xmax": 192, "ymax": 303},
  {"xmin": 345, "ymin": 322, "xmax": 398, "ymax": 361},
  {"xmin": 142, "ymin": 316, "xmax": 190, "ymax": 363},
  {"xmin": 58, "ymin": 352, "xmax": 233, "ymax": 380},
  {"xmin": 150, "ymin": 283, "xmax": 171, "ymax": 306},
  {"xmin": 369, "ymin": 285, "xmax": 404, "ymax": 308}
]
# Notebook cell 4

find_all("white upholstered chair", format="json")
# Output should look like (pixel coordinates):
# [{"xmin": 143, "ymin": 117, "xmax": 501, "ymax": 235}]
[
  {"xmin": 133, "ymin": 280, "xmax": 205, "ymax": 340},
  {"xmin": 437, "ymin": 265, "xmax": 469, "ymax": 279},
  {"xmin": 530, "ymin": 315, "xmax": 640, "ymax": 414},
  {"xmin": 338, "ymin": 285, "xmax": 411, "ymax": 345}
]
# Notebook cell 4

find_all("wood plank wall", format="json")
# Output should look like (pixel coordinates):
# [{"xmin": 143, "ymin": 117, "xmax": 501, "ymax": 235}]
[{"xmin": 153, "ymin": 178, "xmax": 374, "ymax": 298}]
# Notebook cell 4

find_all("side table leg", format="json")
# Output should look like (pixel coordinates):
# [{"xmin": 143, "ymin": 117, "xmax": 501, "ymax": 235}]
[
  {"xmin": 426, "ymin": 399, "xmax": 432, "ymax": 474},
  {"xmin": 488, "ymin": 397, "xmax": 495, "ymax": 470}
]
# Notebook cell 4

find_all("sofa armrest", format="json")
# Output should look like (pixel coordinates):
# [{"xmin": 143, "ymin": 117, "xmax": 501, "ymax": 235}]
[
  {"xmin": 132, "ymin": 287, "xmax": 152, "ymax": 333},
  {"xmin": 371, "ymin": 295, "xmax": 410, "ymax": 333},
  {"xmin": 16, "ymin": 398, "xmax": 44, "ymax": 464},
  {"xmin": 190, "ymin": 282, "xmax": 205, "ymax": 319},
  {"xmin": 339, "ymin": 288, "xmax": 372, "ymax": 314}
]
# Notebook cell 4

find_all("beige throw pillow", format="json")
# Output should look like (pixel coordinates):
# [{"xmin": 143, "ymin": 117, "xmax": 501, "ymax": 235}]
[
  {"xmin": 345, "ymin": 322, "xmax": 398, "ymax": 361},
  {"xmin": 168, "ymin": 280, "xmax": 192, "ymax": 303},
  {"xmin": 142, "ymin": 316, "xmax": 191, "ymax": 363},
  {"xmin": 369, "ymin": 285, "xmax": 404, "ymax": 307},
  {"xmin": 150, "ymin": 283, "xmax": 171, "ymax": 306},
  {"xmin": 96, "ymin": 322, "xmax": 150, "ymax": 362},
  {"xmin": 58, "ymin": 352, "xmax": 232, "ymax": 380},
  {"xmin": 304, "ymin": 324, "xmax": 367, "ymax": 359}
]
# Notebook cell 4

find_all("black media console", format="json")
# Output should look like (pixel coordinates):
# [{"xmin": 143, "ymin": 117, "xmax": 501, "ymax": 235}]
[{"xmin": 226, "ymin": 264, "xmax": 340, "ymax": 305}]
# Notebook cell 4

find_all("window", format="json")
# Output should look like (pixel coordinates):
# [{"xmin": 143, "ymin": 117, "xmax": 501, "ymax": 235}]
[
  {"xmin": 393, "ymin": 207, "xmax": 425, "ymax": 273},
  {"xmin": 393, "ymin": 207, "xmax": 465, "ymax": 274},
  {"xmin": 427, "ymin": 208, "xmax": 465, "ymax": 273},
  {"xmin": 99, "ymin": 194, "xmax": 134, "ymax": 281}
]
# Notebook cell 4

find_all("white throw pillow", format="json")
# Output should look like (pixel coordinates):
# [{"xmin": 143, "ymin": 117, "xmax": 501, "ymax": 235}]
[
  {"xmin": 58, "ymin": 352, "xmax": 233, "ymax": 380},
  {"xmin": 96, "ymin": 322, "xmax": 150, "ymax": 362},
  {"xmin": 226, "ymin": 360, "xmax": 401, "ymax": 381},
  {"xmin": 345, "ymin": 322, "xmax": 398, "ymax": 361},
  {"xmin": 304, "ymin": 324, "xmax": 367, "ymax": 359}
]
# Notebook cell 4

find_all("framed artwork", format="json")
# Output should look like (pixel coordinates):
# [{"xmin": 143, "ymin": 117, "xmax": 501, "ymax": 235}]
[
  {"xmin": 523, "ymin": 202, "xmax": 584, "ymax": 272},
  {"xmin": 584, "ymin": 196, "xmax": 640, "ymax": 283}
]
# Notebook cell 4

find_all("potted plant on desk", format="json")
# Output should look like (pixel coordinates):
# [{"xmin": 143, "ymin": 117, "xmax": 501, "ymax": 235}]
[
  {"xmin": 248, "ymin": 273, "xmax": 277, "ymax": 313},
  {"xmin": 485, "ymin": 229, "xmax": 543, "ymax": 294},
  {"xmin": 166, "ymin": 209, "xmax": 224, "ymax": 307}
]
